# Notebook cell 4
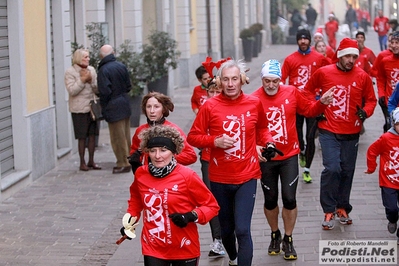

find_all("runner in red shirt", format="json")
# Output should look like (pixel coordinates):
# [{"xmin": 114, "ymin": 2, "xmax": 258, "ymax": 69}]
[
  {"xmin": 252, "ymin": 59, "xmax": 333, "ymax": 260},
  {"xmin": 312, "ymin": 29, "xmax": 335, "ymax": 59},
  {"xmin": 193, "ymin": 58, "xmax": 226, "ymax": 259},
  {"xmin": 354, "ymin": 31, "xmax": 376, "ymax": 76},
  {"xmin": 373, "ymin": 9, "xmax": 390, "ymax": 51},
  {"xmin": 129, "ymin": 92, "xmax": 197, "ymax": 173},
  {"xmin": 190, "ymin": 66, "xmax": 210, "ymax": 115},
  {"xmin": 370, "ymin": 33, "xmax": 393, "ymax": 78},
  {"xmin": 314, "ymin": 40, "xmax": 332, "ymax": 64},
  {"xmin": 281, "ymin": 29, "xmax": 330, "ymax": 183},
  {"xmin": 122, "ymin": 125, "xmax": 219, "ymax": 265},
  {"xmin": 376, "ymin": 31, "xmax": 399, "ymax": 132},
  {"xmin": 325, "ymin": 14, "xmax": 339, "ymax": 50},
  {"xmin": 303, "ymin": 38, "xmax": 377, "ymax": 230},
  {"xmin": 188, "ymin": 59, "xmax": 274, "ymax": 266},
  {"xmin": 365, "ymin": 108, "xmax": 399, "ymax": 236}
]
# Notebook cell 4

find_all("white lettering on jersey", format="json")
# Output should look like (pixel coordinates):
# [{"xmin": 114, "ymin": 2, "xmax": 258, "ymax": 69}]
[
  {"xmin": 222, "ymin": 114, "xmax": 244, "ymax": 159},
  {"xmin": 390, "ymin": 69, "xmax": 399, "ymax": 91},
  {"xmin": 332, "ymin": 85, "xmax": 350, "ymax": 120},
  {"xmin": 266, "ymin": 105, "xmax": 287, "ymax": 145},
  {"xmin": 295, "ymin": 65, "xmax": 311, "ymax": 90},
  {"xmin": 385, "ymin": 146, "xmax": 399, "ymax": 184},
  {"xmin": 144, "ymin": 189, "xmax": 166, "ymax": 243}
]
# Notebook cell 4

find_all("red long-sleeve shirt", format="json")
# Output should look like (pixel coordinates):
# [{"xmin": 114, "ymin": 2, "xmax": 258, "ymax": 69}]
[
  {"xmin": 252, "ymin": 85, "xmax": 327, "ymax": 160},
  {"xmin": 376, "ymin": 53, "xmax": 399, "ymax": 102},
  {"xmin": 303, "ymin": 64, "xmax": 377, "ymax": 134},
  {"xmin": 127, "ymin": 164, "xmax": 219, "ymax": 259},
  {"xmin": 187, "ymin": 92, "xmax": 273, "ymax": 184},
  {"xmin": 355, "ymin": 47, "xmax": 376, "ymax": 76},
  {"xmin": 373, "ymin": 16, "xmax": 390, "ymax": 36},
  {"xmin": 281, "ymin": 50, "xmax": 330, "ymax": 90},
  {"xmin": 370, "ymin": 49, "xmax": 392, "ymax": 78},
  {"xmin": 366, "ymin": 130, "xmax": 399, "ymax": 189},
  {"xmin": 190, "ymin": 85, "xmax": 208, "ymax": 112}
]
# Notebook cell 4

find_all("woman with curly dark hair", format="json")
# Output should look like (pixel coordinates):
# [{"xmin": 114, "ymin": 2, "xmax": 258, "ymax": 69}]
[{"xmin": 120, "ymin": 125, "xmax": 219, "ymax": 266}]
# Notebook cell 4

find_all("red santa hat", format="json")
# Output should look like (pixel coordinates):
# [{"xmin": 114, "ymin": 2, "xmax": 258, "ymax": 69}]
[
  {"xmin": 314, "ymin": 27, "xmax": 324, "ymax": 38},
  {"xmin": 335, "ymin": 38, "xmax": 359, "ymax": 59}
]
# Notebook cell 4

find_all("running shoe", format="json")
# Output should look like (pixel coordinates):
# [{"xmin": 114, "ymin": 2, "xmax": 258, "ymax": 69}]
[
  {"xmin": 322, "ymin": 212, "xmax": 335, "ymax": 230},
  {"xmin": 268, "ymin": 230, "xmax": 281, "ymax": 255},
  {"xmin": 282, "ymin": 235, "xmax": 297, "ymax": 260},
  {"xmin": 208, "ymin": 238, "xmax": 226, "ymax": 258},
  {"xmin": 228, "ymin": 258, "xmax": 237, "ymax": 265},
  {"xmin": 302, "ymin": 171, "xmax": 312, "ymax": 183},
  {"xmin": 388, "ymin": 222, "xmax": 398, "ymax": 234},
  {"xmin": 299, "ymin": 151, "xmax": 306, "ymax": 168},
  {"xmin": 336, "ymin": 208, "xmax": 352, "ymax": 225}
]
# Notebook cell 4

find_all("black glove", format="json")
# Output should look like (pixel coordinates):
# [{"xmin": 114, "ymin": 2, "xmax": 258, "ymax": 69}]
[
  {"xmin": 378, "ymin": 96, "xmax": 386, "ymax": 108},
  {"xmin": 316, "ymin": 113, "xmax": 327, "ymax": 121},
  {"xmin": 261, "ymin": 142, "xmax": 284, "ymax": 161},
  {"xmin": 356, "ymin": 105, "xmax": 367, "ymax": 122},
  {"xmin": 128, "ymin": 150, "xmax": 142, "ymax": 174},
  {"xmin": 169, "ymin": 211, "xmax": 197, "ymax": 228},
  {"xmin": 120, "ymin": 227, "xmax": 132, "ymax": 240}
]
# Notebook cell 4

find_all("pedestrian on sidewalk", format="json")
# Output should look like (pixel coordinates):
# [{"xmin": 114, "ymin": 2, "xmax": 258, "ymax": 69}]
[
  {"xmin": 65, "ymin": 48, "xmax": 101, "ymax": 171},
  {"xmin": 305, "ymin": 3, "xmax": 318, "ymax": 36},
  {"xmin": 303, "ymin": 38, "xmax": 377, "ymax": 230},
  {"xmin": 187, "ymin": 59, "xmax": 274, "ymax": 266},
  {"xmin": 345, "ymin": 4, "xmax": 358, "ymax": 38},
  {"xmin": 121, "ymin": 125, "xmax": 219, "ymax": 266},
  {"xmin": 365, "ymin": 107, "xmax": 399, "ymax": 239},
  {"xmin": 281, "ymin": 29, "xmax": 330, "ymax": 183},
  {"xmin": 97, "ymin": 44, "xmax": 132, "ymax": 174},
  {"xmin": 129, "ymin": 92, "xmax": 197, "ymax": 173},
  {"xmin": 252, "ymin": 59, "xmax": 333, "ymax": 261}
]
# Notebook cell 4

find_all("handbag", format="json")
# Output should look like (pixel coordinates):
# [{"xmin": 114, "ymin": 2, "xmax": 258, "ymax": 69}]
[{"xmin": 90, "ymin": 96, "xmax": 103, "ymax": 121}]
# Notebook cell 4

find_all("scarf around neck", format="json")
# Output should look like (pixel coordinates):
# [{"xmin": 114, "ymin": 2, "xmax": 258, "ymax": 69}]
[{"xmin": 148, "ymin": 156, "xmax": 177, "ymax": 178}]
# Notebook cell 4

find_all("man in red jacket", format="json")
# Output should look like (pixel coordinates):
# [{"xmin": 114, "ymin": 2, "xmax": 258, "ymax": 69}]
[
  {"xmin": 376, "ymin": 31, "xmax": 399, "ymax": 132},
  {"xmin": 252, "ymin": 59, "xmax": 333, "ymax": 260},
  {"xmin": 373, "ymin": 9, "xmax": 390, "ymax": 51},
  {"xmin": 187, "ymin": 59, "xmax": 274, "ymax": 266},
  {"xmin": 354, "ymin": 31, "xmax": 376, "ymax": 76},
  {"xmin": 303, "ymin": 38, "xmax": 377, "ymax": 230},
  {"xmin": 281, "ymin": 29, "xmax": 330, "ymax": 183}
]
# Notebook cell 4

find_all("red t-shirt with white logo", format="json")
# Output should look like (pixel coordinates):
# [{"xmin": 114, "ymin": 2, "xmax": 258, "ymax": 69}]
[
  {"xmin": 281, "ymin": 50, "xmax": 330, "ymax": 90},
  {"xmin": 187, "ymin": 92, "xmax": 273, "ymax": 184},
  {"xmin": 303, "ymin": 64, "xmax": 377, "ymax": 134},
  {"xmin": 367, "ymin": 131, "xmax": 399, "ymax": 189},
  {"xmin": 252, "ymin": 85, "xmax": 327, "ymax": 160},
  {"xmin": 127, "ymin": 164, "xmax": 219, "ymax": 259}
]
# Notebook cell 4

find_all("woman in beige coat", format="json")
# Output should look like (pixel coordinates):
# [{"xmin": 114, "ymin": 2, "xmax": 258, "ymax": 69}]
[{"xmin": 65, "ymin": 49, "xmax": 101, "ymax": 171}]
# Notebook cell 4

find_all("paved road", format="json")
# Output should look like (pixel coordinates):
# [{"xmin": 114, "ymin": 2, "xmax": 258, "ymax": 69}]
[{"xmin": 0, "ymin": 30, "xmax": 397, "ymax": 266}]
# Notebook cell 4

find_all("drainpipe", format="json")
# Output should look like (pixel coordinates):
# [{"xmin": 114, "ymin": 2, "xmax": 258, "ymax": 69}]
[{"xmin": 206, "ymin": 0, "xmax": 212, "ymax": 55}]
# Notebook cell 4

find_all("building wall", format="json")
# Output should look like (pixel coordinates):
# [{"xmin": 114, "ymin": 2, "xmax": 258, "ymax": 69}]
[{"xmin": 24, "ymin": 0, "xmax": 50, "ymax": 112}]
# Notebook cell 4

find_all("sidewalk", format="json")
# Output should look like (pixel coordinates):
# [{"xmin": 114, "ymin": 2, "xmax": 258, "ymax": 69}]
[{"xmin": 0, "ymin": 30, "xmax": 397, "ymax": 266}]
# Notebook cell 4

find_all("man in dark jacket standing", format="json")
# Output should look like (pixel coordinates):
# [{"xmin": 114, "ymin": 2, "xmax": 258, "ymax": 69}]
[
  {"xmin": 305, "ymin": 3, "xmax": 318, "ymax": 35},
  {"xmin": 97, "ymin": 44, "xmax": 132, "ymax": 174}
]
